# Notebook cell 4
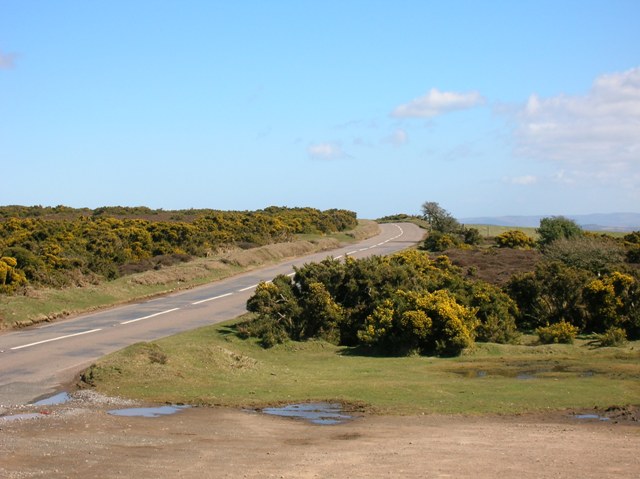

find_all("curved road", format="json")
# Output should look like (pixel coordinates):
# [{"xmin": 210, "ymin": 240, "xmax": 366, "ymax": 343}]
[{"xmin": 0, "ymin": 223, "xmax": 424, "ymax": 406}]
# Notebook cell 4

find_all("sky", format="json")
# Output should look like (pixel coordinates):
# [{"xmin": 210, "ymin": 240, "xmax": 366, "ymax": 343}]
[{"xmin": 1, "ymin": 1, "xmax": 639, "ymax": 220}]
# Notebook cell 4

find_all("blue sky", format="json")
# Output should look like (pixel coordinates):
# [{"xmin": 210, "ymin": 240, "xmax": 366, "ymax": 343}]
[{"xmin": 1, "ymin": 1, "xmax": 639, "ymax": 219}]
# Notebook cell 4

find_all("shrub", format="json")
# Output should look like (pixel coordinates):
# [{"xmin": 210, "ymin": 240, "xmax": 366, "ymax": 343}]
[
  {"xmin": 593, "ymin": 327, "xmax": 627, "ymax": 347},
  {"xmin": 536, "ymin": 321, "xmax": 579, "ymax": 344},
  {"xmin": 506, "ymin": 261, "xmax": 592, "ymax": 331},
  {"xmin": 583, "ymin": 271, "xmax": 639, "ymax": 335},
  {"xmin": 469, "ymin": 282, "xmax": 520, "ymax": 344},
  {"xmin": 537, "ymin": 216, "xmax": 583, "ymax": 247},
  {"xmin": 495, "ymin": 230, "xmax": 535, "ymax": 249},
  {"xmin": 543, "ymin": 236, "xmax": 625, "ymax": 274},
  {"xmin": 423, "ymin": 232, "xmax": 459, "ymax": 251},
  {"xmin": 358, "ymin": 289, "xmax": 478, "ymax": 356},
  {"xmin": 0, "ymin": 256, "xmax": 27, "ymax": 293},
  {"xmin": 462, "ymin": 227, "xmax": 481, "ymax": 246},
  {"xmin": 627, "ymin": 245, "xmax": 640, "ymax": 264}
]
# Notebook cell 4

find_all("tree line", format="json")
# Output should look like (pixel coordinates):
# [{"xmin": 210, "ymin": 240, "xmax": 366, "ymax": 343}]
[{"xmin": 0, "ymin": 205, "xmax": 357, "ymax": 292}]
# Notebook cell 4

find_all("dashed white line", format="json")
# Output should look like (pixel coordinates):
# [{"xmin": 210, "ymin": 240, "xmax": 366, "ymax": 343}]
[
  {"xmin": 120, "ymin": 308, "xmax": 180, "ymax": 325},
  {"xmin": 11, "ymin": 328, "xmax": 103, "ymax": 350},
  {"xmin": 346, "ymin": 250, "xmax": 358, "ymax": 255},
  {"xmin": 334, "ymin": 255, "xmax": 343, "ymax": 259},
  {"xmin": 287, "ymin": 272, "xmax": 296, "ymax": 277},
  {"xmin": 192, "ymin": 293, "xmax": 233, "ymax": 305},
  {"xmin": 239, "ymin": 284, "xmax": 259, "ymax": 292}
]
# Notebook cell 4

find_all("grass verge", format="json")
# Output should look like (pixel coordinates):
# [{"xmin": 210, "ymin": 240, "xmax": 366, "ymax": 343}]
[
  {"xmin": 80, "ymin": 316, "xmax": 640, "ymax": 415},
  {"xmin": 0, "ymin": 221, "xmax": 379, "ymax": 329}
]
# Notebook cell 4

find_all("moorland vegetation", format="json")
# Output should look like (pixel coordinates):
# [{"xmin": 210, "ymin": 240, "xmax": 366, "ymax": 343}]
[
  {"xmin": 241, "ymin": 202, "xmax": 640, "ymax": 355},
  {"xmin": 0, "ymin": 205, "xmax": 357, "ymax": 293}
]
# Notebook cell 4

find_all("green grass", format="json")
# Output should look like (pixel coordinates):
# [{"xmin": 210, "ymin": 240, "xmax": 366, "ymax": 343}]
[
  {"xmin": 467, "ymin": 224, "xmax": 539, "ymax": 239},
  {"xmin": 81, "ymin": 317, "xmax": 640, "ymax": 415}
]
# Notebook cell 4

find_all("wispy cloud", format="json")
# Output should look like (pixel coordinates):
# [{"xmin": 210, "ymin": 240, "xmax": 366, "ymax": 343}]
[
  {"xmin": 0, "ymin": 50, "xmax": 16, "ymax": 69},
  {"xmin": 307, "ymin": 142, "xmax": 349, "ymax": 160},
  {"xmin": 514, "ymin": 67, "xmax": 640, "ymax": 167},
  {"xmin": 383, "ymin": 128, "xmax": 408, "ymax": 147},
  {"xmin": 505, "ymin": 175, "xmax": 538, "ymax": 185},
  {"xmin": 391, "ymin": 88, "xmax": 484, "ymax": 118}
]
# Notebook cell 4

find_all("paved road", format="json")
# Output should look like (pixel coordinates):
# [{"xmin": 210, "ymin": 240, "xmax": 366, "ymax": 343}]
[{"xmin": 0, "ymin": 223, "xmax": 424, "ymax": 406}]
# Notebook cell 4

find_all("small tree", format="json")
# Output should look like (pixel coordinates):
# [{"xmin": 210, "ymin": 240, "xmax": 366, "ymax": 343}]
[{"xmin": 421, "ymin": 202, "xmax": 461, "ymax": 234}]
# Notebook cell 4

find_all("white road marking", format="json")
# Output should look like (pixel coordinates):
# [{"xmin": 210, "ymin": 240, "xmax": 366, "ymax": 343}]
[
  {"xmin": 120, "ymin": 308, "xmax": 180, "ymax": 325},
  {"xmin": 192, "ymin": 293, "xmax": 233, "ymax": 305},
  {"xmin": 287, "ymin": 272, "xmax": 296, "ymax": 277},
  {"xmin": 239, "ymin": 284, "xmax": 259, "ymax": 292},
  {"xmin": 346, "ymin": 251, "xmax": 358, "ymax": 255},
  {"xmin": 334, "ymin": 255, "xmax": 343, "ymax": 259},
  {"xmin": 11, "ymin": 328, "xmax": 103, "ymax": 350}
]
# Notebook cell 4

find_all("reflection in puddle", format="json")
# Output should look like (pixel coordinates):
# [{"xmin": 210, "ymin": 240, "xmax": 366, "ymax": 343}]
[
  {"xmin": 107, "ymin": 405, "xmax": 189, "ymax": 418},
  {"xmin": 0, "ymin": 413, "xmax": 46, "ymax": 422},
  {"xmin": 262, "ymin": 403, "xmax": 352, "ymax": 425},
  {"xmin": 573, "ymin": 414, "xmax": 610, "ymax": 421},
  {"xmin": 32, "ymin": 392, "xmax": 72, "ymax": 406}
]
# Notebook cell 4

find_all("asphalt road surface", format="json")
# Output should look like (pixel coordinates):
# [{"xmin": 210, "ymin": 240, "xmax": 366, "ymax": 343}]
[{"xmin": 0, "ymin": 223, "xmax": 423, "ymax": 406}]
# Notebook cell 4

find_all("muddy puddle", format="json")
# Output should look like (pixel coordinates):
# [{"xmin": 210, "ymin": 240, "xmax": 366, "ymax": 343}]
[
  {"xmin": 107, "ymin": 405, "xmax": 190, "ymax": 418},
  {"xmin": 0, "ymin": 412, "xmax": 47, "ymax": 422},
  {"xmin": 31, "ymin": 392, "xmax": 72, "ymax": 406},
  {"xmin": 572, "ymin": 414, "xmax": 610, "ymax": 421},
  {"xmin": 262, "ymin": 403, "xmax": 352, "ymax": 425}
]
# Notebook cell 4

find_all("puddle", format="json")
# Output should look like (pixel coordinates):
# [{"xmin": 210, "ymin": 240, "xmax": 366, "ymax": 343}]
[
  {"xmin": 107, "ymin": 405, "xmax": 189, "ymax": 418},
  {"xmin": 31, "ymin": 392, "xmax": 72, "ymax": 406},
  {"xmin": 0, "ymin": 413, "xmax": 46, "ymax": 422},
  {"xmin": 573, "ymin": 414, "xmax": 610, "ymax": 421},
  {"xmin": 262, "ymin": 403, "xmax": 352, "ymax": 425}
]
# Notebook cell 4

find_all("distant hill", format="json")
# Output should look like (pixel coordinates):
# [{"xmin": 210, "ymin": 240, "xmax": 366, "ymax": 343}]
[{"xmin": 460, "ymin": 213, "xmax": 640, "ymax": 232}]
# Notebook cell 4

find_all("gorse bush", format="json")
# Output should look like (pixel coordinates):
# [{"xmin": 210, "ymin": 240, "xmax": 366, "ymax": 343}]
[
  {"xmin": 0, "ymin": 206, "xmax": 358, "ymax": 292},
  {"xmin": 0, "ymin": 256, "xmax": 27, "ymax": 293},
  {"xmin": 536, "ymin": 321, "xmax": 579, "ymax": 344},
  {"xmin": 358, "ymin": 289, "xmax": 477, "ymax": 356},
  {"xmin": 593, "ymin": 326, "xmax": 627, "ymax": 347},
  {"xmin": 245, "ymin": 249, "xmax": 519, "ymax": 356},
  {"xmin": 495, "ymin": 230, "xmax": 535, "ymax": 249}
]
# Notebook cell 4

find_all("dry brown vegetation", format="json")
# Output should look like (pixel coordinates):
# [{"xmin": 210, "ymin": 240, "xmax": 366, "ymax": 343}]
[{"xmin": 439, "ymin": 247, "xmax": 541, "ymax": 285}]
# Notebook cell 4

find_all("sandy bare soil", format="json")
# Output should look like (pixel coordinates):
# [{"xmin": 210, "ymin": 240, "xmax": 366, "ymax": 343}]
[{"xmin": 1, "ymin": 395, "xmax": 639, "ymax": 478}]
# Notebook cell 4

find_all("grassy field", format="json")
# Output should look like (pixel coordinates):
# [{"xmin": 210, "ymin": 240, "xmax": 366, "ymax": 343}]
[
  {"xmin": 81, "ymin": 315, "xmax": 640, "ymax": 415},
  {"xmin": 467, "ymin": 224, "xmax": 538, "ymax": 239},
  {"xmin": 0, "ymin": 221, "xmax": 380, "ymax": 329}
]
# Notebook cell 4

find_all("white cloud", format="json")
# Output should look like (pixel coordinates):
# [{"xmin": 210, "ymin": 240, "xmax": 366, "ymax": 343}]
[
  {"xmin": 391, "ymin": 88, "xmax": 484, "ymax": 118},
  {"xmin": 307, "ymin": 142, "xmax": 348, "ymax": 160},
  {"xmin": 0, "ymin": 50, "xmax": 16, "ymax": 69},
  {"xmin": 514, "ymin": 67, "xmax": 640, "ymax": 167}
]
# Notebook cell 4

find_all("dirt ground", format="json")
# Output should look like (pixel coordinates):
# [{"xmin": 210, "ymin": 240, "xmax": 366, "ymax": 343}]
[{"xmin": 1, "ymin": 394, "xmax": 639, "ymax": 478}]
